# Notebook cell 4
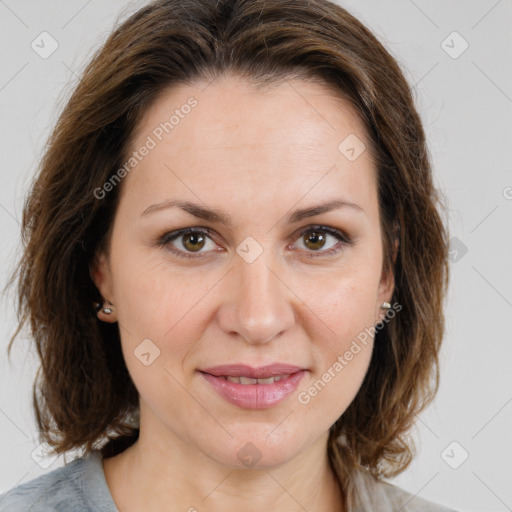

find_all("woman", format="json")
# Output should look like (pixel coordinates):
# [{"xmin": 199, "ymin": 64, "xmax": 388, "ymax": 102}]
[{"xmin": 1, "ymin": 0, "xmax": 454, "ymax": 510}]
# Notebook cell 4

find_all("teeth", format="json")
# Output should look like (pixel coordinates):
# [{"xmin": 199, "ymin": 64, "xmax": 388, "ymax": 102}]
[
  {"xmin": 257, "ymin": 377, "xmax": 275, "ymax": 384},
  {"xmin": 239, "ymin": 376, "xmax": 258, "ymax": 385},
  {"xmin": 222, "ymin": 374, "xmax": 290, "ymax": 384}
]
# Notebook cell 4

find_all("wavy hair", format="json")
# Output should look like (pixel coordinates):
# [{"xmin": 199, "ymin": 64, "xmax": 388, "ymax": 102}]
[{"xmin": 5, "ymin": 0, "xmax": 450, "ymax": 508}]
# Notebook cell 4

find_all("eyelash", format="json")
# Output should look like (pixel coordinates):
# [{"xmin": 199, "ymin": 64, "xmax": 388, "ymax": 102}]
[{"xmin": 156, "ymin": 225, "xmax": 354, "ymax": 260}]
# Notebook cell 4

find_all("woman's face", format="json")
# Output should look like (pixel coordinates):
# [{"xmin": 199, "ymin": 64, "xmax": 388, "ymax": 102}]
[{"xmin": 92, "ymin": 74, "xmax": 394, "ymax": 469}]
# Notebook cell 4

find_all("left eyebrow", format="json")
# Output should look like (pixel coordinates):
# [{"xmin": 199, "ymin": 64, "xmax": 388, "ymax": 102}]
[
  {"xmin": 286, "ymin": 199, "xmax": 365, "ymax": 223},
  {"xmin": 141, "ymin": 198, "xmax": 365, "ymax": 226}
]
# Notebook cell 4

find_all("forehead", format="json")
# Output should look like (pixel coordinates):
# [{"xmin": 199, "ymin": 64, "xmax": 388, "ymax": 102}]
[
  {"xmin": 120, "ymin": 75, "xmax": 377, "ymax": 215},
  {"xmin": 132, "ymin": 74, "xmax": 368, "ymax": 153}
]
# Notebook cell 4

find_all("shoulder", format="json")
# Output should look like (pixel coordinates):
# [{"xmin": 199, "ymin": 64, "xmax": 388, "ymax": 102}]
[
  {"xmin": 0, "ymin": 455, "xmax": 87, "ymax": 512},
  {"xmin": 0, "ymin": 450, "xmax": 117, "ymax": 512},
  {"xmin": 351, "ymin": 468, "xmax": 458, "ymax": 512}
]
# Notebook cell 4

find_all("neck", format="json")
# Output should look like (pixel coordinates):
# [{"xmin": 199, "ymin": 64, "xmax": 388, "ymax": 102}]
[{"xmin": 103, "ymin": 430, "xmax": 345, "ymax": 512}]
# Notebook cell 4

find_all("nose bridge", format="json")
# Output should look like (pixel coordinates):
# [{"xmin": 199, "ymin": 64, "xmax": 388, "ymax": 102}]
[{"xmin": 220, "ymin": 244, "xmax": 294, "ymax": 344}]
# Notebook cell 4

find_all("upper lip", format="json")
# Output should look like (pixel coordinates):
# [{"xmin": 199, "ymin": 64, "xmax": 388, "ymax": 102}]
[{"xmin": 200, "ymin": 364, "xmax": 305, "ymax": 379}]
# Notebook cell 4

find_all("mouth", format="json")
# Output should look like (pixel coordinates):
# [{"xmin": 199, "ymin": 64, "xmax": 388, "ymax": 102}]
[
  {"xmin": 211, "ymin": 374, "xmax": 292, "ymax": 384},
  {"xmin": 200, "ymin": 363, "xmax": 305, "ymax": 379},
  {"xmin": 198, "ymin": 364, "xmax": 307, "ymax": 409}
]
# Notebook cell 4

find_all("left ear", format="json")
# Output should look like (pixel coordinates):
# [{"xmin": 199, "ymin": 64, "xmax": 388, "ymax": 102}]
[{"xmin": 376, "ymin": 237, "xmax": 399, "ymax": 322}]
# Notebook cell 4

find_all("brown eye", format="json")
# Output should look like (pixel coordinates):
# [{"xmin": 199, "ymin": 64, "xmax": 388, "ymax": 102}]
[
  {"xmin": 293, "ymin": 225, "xmax": 353, "ymax": 258},
  {"xmin": 181, "ymin": 232, "xmax": 206, "ymax": 252},
  {"xmin": 302, "ymin": 230, "xmax": 328, "ymax": 251},
  {"xmin": 158, "ymin": 225, "xmax": 353, "ymax": 260},
  {"xmin": 158, "ymin": 227, "xmax": 218, "ymax": 259}
]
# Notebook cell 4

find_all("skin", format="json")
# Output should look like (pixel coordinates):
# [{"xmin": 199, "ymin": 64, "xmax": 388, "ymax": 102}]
[{"xmin": 91, "ymin": 73, "xmax": 395, "ymax": 512}]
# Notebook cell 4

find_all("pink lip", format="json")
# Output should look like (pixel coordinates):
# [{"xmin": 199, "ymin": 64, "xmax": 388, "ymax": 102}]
[
  {"xmin": 199, "ymin": 364, "xmax": 307, "ymax": 409},
  {"xmin": 201, "ymin": 363, "xmax": 304, "ymax": 379}
]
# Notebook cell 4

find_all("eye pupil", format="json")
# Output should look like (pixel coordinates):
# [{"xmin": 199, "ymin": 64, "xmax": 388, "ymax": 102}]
[
  {"xmin": 183, "ymin": 233, "xmax": 206, "ymax": 252},
  {"xmin": 304, "ymin": 231, "xmax": 326, "ymax": 250}
]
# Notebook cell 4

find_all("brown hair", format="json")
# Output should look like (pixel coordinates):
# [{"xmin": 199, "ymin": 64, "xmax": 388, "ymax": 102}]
[{"xmin": 5, "ymin": 0, "xmax": 449, "ymax": 508}]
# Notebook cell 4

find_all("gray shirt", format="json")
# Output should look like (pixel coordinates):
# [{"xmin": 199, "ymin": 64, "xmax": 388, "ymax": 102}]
[{"xmin": 0, "ymin": 450, "xmax": 457, "ymax": 511}]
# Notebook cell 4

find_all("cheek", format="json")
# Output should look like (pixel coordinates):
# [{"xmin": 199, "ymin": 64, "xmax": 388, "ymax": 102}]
[
  {"xmin": 111, "ymin": 262, "xmax": 204, "ymax": 421},
  {"xmin": 110, "ymin": 238, "xmax": 199, "ymax": 334},
  {"xmin": 300, "ymin": 256, "xmax": 382, "ymax": 344},
  {"xmin": 301, "ymin": 344, "xmax": 373, "ymax": 432},
  {"xmin": 298, "ymin": 294, "xmax": 375, "ymax": 428},
  {"xmin": 110, "ymin": 247, "xmax": 218, "ymax": 380},
  {"xmin": 294, "ymin": 261, "xmax": 379, "ymax": 420}
]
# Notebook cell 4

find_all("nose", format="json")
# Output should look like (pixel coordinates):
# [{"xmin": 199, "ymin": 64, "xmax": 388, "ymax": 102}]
[{"xmin": 217, "ymin": 251, "xmax": 296, "ymax": 345}]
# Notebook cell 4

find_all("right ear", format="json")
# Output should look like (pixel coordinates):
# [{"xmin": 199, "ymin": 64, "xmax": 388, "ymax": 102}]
[{"xmin": 89, "ymin": 251, "xmax": 117, "ymax": 323}]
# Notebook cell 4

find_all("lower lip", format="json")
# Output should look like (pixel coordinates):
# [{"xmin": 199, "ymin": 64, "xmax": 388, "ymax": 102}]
[{"xmin": 200, "ymin": 371, "xmax": 307, "ymax": 409}]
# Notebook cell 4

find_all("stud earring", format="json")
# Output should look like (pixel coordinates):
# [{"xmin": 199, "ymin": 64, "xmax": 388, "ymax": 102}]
[
  {"xmin": 376, "ymin": 302, "xmax": 393, "ymax": 328},
  {"xmin": 93, "ymin": 300, "xmax": 114, "ymax": 315}
]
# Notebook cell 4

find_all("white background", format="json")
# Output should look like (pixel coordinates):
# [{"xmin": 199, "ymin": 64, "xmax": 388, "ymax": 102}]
[{"xmin": 1, "ymin": 1, "xmax": 511, "ymax": 511}]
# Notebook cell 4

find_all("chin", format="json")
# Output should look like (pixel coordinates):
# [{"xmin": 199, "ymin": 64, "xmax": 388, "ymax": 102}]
[{"xmin": 202, "ymin": 428, "xmax": 309, "ymax": 470}]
